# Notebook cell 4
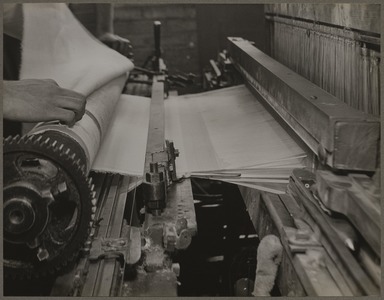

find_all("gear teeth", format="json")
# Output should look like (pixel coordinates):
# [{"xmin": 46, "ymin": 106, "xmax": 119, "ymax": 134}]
[
  {"xmin": 4, "ymin": 133, "xmax": 93, "ymax": 280},
  {"xmin": 24, "ymin": 135, "xmax": 35, "ymax": 145},
  {"xmin": 88, "ymin": 177, "xmax": 93, "ymax": 185},
  {"xmin": 35, "ymin": 135, "xmax": 43, "ymax": 143},
  {"xmin": 4, "ymin": 136, "xmax": 13, "ymax": 143},
  {"xmin": 91, "ymin": 199, "xmax": 97, "ymax": 206},
  {"xmin": 91, "ymin": 214, "xmax": 95, "ymax": 220},
  {"xmin": 90, "ymin": 184, "xmax": 95, "ymax": 192},
  {"xmin": 16, "ymin": 135, "xmax": 25, "ymax": 144},
  {"xmin": 43, "ymin": 137, "xmax": 51, "ymax": 145},
  {"xmin": 11, "ymin": 135, "xmax": 21, "ymax": 144}
]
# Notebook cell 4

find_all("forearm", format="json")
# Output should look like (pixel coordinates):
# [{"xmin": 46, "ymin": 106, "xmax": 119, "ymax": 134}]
[
  {"xmin": 96, "ymin": 3, "xmax": 114, "ymax": 37},
  {"xmin": 3, "ymin": 79, "xmax": 86, "ymax": 126}
]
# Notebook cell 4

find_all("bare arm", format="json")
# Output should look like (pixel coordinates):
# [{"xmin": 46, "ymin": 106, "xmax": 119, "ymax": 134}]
[{"xmin": 4, "ymin": 79, "xmax": 86, "ymax": 127}]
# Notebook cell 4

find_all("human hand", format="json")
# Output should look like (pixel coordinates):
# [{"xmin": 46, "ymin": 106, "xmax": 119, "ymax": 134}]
[
  {"xmin": 4, "ymin": 79, "xmax": 86, "ymax": 127},
  {"xmin": 99, "ymin": 32, "xmax": 134, "ymax": 59}
]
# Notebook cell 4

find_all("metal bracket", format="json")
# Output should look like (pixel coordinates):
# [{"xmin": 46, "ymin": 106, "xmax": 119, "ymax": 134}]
[
  {"xmin": 89, "ymin": 237, "xmax": 129, "ymax": 267},
  {"xmin": 163, "ymin": 218, "xmax": 192, "ymax": 251}
]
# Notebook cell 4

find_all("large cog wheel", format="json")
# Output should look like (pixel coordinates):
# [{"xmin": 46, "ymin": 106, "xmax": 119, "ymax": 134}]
[{"xmin": 3, "ymin": 134, "xmax": 96, "ymax": 280}]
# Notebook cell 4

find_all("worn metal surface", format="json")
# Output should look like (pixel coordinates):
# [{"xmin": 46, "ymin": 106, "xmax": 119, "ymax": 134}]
[
  {"xmin": 316, "ymin": 170, "xmax": 380, "ymax": 257},
  {"xmin": 144, "ymin": 80, "xmax": 166, "ymax": 174},
  {"xmin": 228, "ymin": 37, "xmax": 379, "ymax": 171},
  {"xmin": 144, "ymin": 178, "xmax": 197, "ymax": 249},
  {"xmin": 122, "ymin": 269, "xmax": 178, "ymax": 296},
  {"xmin": 238, "ymin": 179, "xmax": 376, "ymax": 296},
  {"xmin": 288, "ymin": 168, "xmax": 379, "ymax": 295},
  {"xmin": 51, "ymin": 173, "xmax": 139, "ymax": 297},
  {"xmin": 122, "ymin": 79, "xmax": 195, "ymax": 297}
]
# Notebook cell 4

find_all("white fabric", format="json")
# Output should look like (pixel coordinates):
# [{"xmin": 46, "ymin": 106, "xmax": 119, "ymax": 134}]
[
  {"xmin": 20, "ymin": 3, "xmax": 133, "ymax": 95},
  {"xmin": 165, "ymin": 85, "xmax": 306, "ymax": 194},
  {"xmin": 92, "ymin": 95, "xmax": 151, "ymax": 176},
  {"xmin": 20, "ymin": 4, "xmax": 146, "ymax": 176}
]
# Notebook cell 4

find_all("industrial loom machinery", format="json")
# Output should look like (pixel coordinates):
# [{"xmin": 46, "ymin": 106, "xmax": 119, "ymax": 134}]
[
  {"xmin": 227, "ymin": 37, "xmax": 380, "ymax": 296},
  {"xmin": 3, "ymin": 19, "xmax": 381, "ymax": 297}
]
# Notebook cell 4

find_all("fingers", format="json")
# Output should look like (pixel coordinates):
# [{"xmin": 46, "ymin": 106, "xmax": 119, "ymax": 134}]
[
  {"xmin": 4, "ymin": 78, "xmax": 87, "ymax": 125},
  {"xmin": 55, "ymin": 108, "xmax": 76, "ymax": 127},
  {"xmin": 100, "ymin": 33, "xmax": 134, "ymax": 59},
  {"xmin": 48, "ymin": 85, "xmax": 86, "ymax": 126},
  {"xmin": 53, "ymin": 91, "xmax": 86, "ymax": 124},
  {"xmin": 56, "ymin": 96, "xmax": 86, "ymax": 123},
  {"xmin": 111, "ymin": 39, "xmax": 133, "ymax": 58},
  {"xmin": 120, "ymin": 39, "xmax": 134, "ymax": 59}
]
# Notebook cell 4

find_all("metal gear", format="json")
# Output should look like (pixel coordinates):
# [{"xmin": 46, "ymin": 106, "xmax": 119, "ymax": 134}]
[{"xmin": 3, "ymin": 134, "xmax": 96, "ymax": 280}]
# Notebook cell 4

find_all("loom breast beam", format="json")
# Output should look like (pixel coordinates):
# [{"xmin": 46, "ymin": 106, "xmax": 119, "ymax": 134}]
[{"xmin": 227, "ymin": 37, "xmax": 379, "ymax": 172}]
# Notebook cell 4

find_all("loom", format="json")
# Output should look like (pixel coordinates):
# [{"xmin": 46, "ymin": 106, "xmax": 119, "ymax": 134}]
[
  {"xmin": 3, "ymin": 7, "xmax": 381, "ymax": 297},
  {"xmin": 228, "ymin": 37, "xmax": 380, "ymax": 296}
]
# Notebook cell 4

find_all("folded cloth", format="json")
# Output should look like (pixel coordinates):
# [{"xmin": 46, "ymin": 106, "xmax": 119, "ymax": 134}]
[
  {"xmin": 20, "ymin": 3, "xmax": 133, "ymax": 95},
  {"xmin": 165, "ymin": 85, "xmax": 306, "ymax": 174},
  {"xmin": 164, "ymin": 85, "xmax": 307, "ymax": 194},
  {"xmin": 20, "ymin": 3, "xmax": 137, "ymax": 174}
]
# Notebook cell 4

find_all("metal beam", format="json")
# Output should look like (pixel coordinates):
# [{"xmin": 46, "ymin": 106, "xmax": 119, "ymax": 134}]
[{"xmin": 228, "ymin": 37, "xmax": 379, "ymax": 171}]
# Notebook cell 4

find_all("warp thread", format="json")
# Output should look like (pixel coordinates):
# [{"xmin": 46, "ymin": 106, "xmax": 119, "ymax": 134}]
[{"xmin": 270, "ymin": 18, "xmax": 380, "ymax": 115}]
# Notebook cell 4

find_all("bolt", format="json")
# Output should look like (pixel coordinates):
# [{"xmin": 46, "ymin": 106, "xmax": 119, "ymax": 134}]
[
  {"xmin": 51, "ymin": 181, "xmax": 68, "ymax": 198},
  {"xmin": 37, "ymin": 248, "xmax": 49, "ymax": 261}
]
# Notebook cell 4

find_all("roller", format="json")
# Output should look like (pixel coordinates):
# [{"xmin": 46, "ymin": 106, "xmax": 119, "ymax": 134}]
[{"xmin": 3, "ymin": 3, "xmax": 133, "ymax": 279}]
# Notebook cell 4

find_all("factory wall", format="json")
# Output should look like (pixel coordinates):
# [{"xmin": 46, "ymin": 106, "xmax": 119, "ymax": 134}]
[
  {"xmin": 70, "ymin": 4, "xmax": 200, "ymax": 74},
  {"xmin": 195, "ymin": 5, "xmax": 268, "ymax": 71},
  {"xmin": 71, "ymin": 4, "xmax": 267, "ymax": 80},
  {"xmin": 265, "ymin": 4, "xmax": 381, "ymax": 115},
  {"xmin": 114, "ymin": 4, "xmax": 200, "ymax": 75}
]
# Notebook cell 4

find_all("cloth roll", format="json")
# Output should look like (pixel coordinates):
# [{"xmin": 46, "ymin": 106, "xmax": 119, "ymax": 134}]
[{"xmin": 19, "ymin": 3, "xmax": 134, "ymax": 172}]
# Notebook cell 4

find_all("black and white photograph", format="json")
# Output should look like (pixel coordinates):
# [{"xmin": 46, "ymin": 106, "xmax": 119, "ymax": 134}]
[{"xmin": 2, "ymin": 2, "xmax": 381, "ymax": 297}]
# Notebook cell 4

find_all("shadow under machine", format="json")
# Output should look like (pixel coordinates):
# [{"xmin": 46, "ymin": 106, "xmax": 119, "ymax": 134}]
[{"xmin": 3, "ymin": 14, "xmax": 381, "ymax": 297}]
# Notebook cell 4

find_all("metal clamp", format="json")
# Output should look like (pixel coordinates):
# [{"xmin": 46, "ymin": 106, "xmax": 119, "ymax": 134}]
[{"xmin": 89, "ymin": 237, "xmax": 129, "ymax": 267}]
